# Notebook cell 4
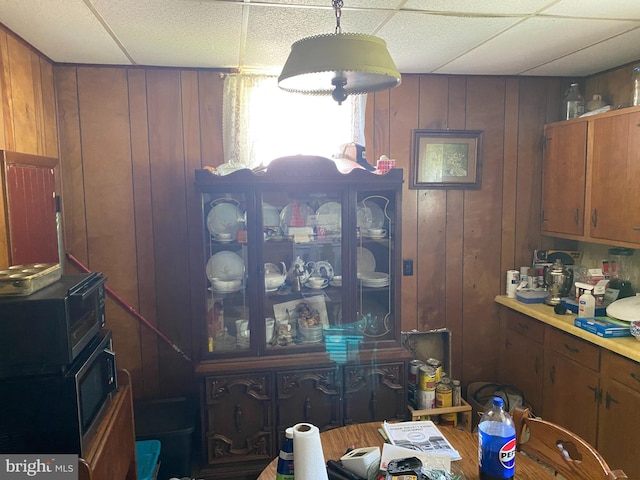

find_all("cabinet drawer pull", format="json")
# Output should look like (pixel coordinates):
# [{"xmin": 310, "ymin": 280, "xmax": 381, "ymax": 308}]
[
  {"xmin": 517, "ymin": 322, "xmax": 529, "ymax": 331},
  {"xmin": 633, "ymin": 226, "xmax": 640, "ymax": 231},
  {"xmin": 631, "ymin": 372, "xmax": 640, "ymax": 383},
  {"xmin": 564, "ymin": 343, "xmax": 579, "ymax": 354}
]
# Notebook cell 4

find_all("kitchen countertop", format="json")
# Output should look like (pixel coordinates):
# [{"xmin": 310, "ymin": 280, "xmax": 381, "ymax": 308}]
[{"xmin": 495, "ymin": 295, "xmax": 640, "ymax": 363}]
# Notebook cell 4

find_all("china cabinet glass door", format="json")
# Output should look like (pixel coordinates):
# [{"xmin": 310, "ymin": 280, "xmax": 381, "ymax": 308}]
[{"xmin": 202, "ymin": 192, "xmax": 250, "ymax": 355}]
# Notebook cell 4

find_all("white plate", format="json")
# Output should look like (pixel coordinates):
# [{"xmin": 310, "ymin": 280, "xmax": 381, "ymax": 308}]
[
  {"xmin": 316, "ymin": 201, "xmax": 342, "ymax": 233},
  {"xmin": 357, "ymin": 200, "xmax": 385, "ymax": 231},
  {"xmin": 359, "ymin": 272, "xmax": 389, "ymax": 281},
  {"xmin": 206, "ymin": 202, "xmax": 243, "ymax": 238},
  {"xmin": 606, "ymin": 296, "xmax": 640, "ymax": 322},
  {"xmin": 262, "ymin": 202, "xmax": 280, "ymax": 227},
  {"xmin": 357, "ymin": 247, "xmax": 376, "ymax": 274},
  {"xmin": 206, "ymin": 251, "xmax": 245, "ymax": 282},
  {"xmin": 280, "ymin": 202, "xmax": 312, "ymax": 235}
]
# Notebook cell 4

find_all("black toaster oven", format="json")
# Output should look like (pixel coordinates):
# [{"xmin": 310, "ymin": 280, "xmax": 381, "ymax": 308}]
[{"xmin": 0, "ymin": 272, "xmax": 107, "ymax": 377}]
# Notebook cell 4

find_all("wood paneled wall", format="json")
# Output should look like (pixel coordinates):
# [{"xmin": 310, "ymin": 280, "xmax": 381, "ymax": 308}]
[
  {"xmin": 364, "ymin": 75, "xmax": 565, "ymax": 385},
  {"xmin": 55, "ymin": 66, "xmax": 225, "ymax": 398}
]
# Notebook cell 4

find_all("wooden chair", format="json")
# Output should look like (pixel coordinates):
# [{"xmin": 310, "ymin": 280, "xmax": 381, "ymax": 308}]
[{"xmin": 512, "ymin": 406, "xmax": 627, "ymax": 480}]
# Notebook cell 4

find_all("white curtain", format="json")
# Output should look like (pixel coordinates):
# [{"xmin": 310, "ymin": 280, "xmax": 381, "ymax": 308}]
[{"xmin": 222, "ymin": 74, "xmax": 365, "ymax": 168}]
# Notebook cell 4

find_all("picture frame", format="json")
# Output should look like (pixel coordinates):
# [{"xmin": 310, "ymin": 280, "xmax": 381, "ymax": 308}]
[{"xmin": 410, "ymin": 129, "xmax": 483, "ymax": 189}]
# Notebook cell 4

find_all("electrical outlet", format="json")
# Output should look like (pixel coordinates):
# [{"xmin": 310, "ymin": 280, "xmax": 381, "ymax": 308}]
[{"xmin": 403, "ymin": 259, "xmax": 413, "ymax": 276}]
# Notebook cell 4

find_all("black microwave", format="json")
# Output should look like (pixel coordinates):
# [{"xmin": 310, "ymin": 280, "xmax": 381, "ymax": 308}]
[
  {"xmin": 0, "ymin": 329, "xmax": 117, "ymax": 455},
  {"xmin": 0, "ymin": 272, "xmax": 106, "ymax": 377}
]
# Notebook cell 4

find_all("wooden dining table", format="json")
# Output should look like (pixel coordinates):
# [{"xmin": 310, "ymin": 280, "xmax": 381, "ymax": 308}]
[{"xmin": 257, "ymin": 421, "xmax": 555, "ymax": 479}]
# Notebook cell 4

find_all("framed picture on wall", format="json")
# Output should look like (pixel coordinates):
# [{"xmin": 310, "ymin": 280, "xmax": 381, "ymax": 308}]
[{"xmin": 410, "ymin": 129, "xmax": 483, "ymax": 189}]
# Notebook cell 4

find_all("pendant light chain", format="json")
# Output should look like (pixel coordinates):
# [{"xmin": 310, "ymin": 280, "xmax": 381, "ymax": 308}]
[{"xmin": 333, "ymin": 0, "xmax": 343, "ymax": 34}]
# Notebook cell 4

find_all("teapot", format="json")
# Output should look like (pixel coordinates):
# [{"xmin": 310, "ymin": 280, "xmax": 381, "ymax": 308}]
[
  {"xmin": 264, "ymin": 262, "xmax": 287, "ymax": 292},
  {"xmin": 545, "ymin": 259, "xmax": 573, "ymax": 305}
]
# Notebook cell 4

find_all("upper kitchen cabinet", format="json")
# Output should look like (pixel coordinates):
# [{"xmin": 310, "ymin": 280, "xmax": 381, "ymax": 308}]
[
  {"xmin": 542, "ymin": 106, "xmax": 640, "ymax": 247},
  {"xmin": 542, "ymin": 121, "xmax": 588, "ymax": 237},
  {"xmin": 194, "ymin": 156, "xmax": 404, "ymax": 360},
  {"xmin": 589, "ymin": 110, "xmax": 640, "ymax": 244}
]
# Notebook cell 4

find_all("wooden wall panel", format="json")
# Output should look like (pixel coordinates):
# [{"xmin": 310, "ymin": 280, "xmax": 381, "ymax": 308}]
[
  {"xmin": 128, "ymin": 68, "xmax": 160, "ymax": 396},
  {"xmin": 75, "ymin": 67, "xmax": 143, "ymax": 389},
  {"xmin": 145, "ymin": 69, "xmax": 194, "ymax": 396}
]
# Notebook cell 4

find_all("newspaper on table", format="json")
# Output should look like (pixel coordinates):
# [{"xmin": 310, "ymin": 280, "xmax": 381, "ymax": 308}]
[{"xmin": 383, "ymin": 420, "xmax": 462, "ymax": 461}]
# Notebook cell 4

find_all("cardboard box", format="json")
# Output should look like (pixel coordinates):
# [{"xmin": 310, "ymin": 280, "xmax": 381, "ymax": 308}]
[{"xmin": 402, "ymin": 329, "xmax": 451, "ymax": 377}]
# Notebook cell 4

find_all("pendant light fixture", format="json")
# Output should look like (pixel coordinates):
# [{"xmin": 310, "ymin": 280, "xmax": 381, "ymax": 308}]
[{"xmin": 278, "ymin": 0, "xmax": 401, "ymax": 104}]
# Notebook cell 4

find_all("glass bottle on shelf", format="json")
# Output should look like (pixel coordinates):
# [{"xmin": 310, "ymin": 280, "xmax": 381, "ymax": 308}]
[{"xmin": 562, "ymin": 83, "xmax": 584, "ymax": 120}]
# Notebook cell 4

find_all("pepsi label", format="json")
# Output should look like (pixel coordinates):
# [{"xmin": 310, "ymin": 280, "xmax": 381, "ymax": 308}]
[{"xmin": 479, "ymin": 424, "xmax": 516, "ymax": 479}]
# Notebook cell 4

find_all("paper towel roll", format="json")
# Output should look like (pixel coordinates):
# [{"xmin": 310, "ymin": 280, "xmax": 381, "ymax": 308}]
[{"xmin": 292, "ymin": 423, "xmax": 328, "ymax": 480}]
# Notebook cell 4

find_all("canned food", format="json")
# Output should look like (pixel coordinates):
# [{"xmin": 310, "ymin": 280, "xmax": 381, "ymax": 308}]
[
  {"xmin": 417, "ymin": 389, "xmax": 435, "ymax": 410},
  {"xmin": 426, "ymin": 358, "xmax": 442, "ymax": 383},
  {"xmin": 440, "ymin": 412, "xmax": 457, "ymax": 427},
  {"xmin": 435, "ymin": 382, "xmax": 452, "ymax": 408},
  {"xmin": 408, "ymin": 359, "xmax": 424, "ymax": 386},
  {"xmin": 452, "ymin": 379, "xmax": 461, "ymax": 406},
  {"xmin": 418, "ymin": 365, "xmax": 437, "ymax": 391}
]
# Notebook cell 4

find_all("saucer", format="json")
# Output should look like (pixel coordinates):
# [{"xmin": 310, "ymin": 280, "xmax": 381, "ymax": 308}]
[{"xmin": 305, "ymin": 282, "xmax": 328, "ymax": 290}]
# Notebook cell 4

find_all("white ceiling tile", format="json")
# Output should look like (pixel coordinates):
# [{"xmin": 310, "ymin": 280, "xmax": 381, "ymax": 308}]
[
  {"xmin": 525, "ymin": 28, "xmax": 640, "ymax": 77},
  {"xmin": 380, "ymin": 12, "xmax": 522, "ymax": 73},
  {"xmin": 403, "ymin": 0, "xmax": 558, "ymax": 15},
  {"xmin": 438, "ymin": 17, "xmax": 640, "ymax": 75},
  {"xmin": 541, "ymin": 0, "xmax": 640, "ymax": 19},
  {"xmin": 0, "ymin": 0, "xmax": 131, "ymax": 64}
]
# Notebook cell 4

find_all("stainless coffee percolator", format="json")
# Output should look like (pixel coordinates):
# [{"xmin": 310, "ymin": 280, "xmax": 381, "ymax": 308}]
[{"xmin": 545, "ymin": 258, "xmax": 574, "ymax": 305}]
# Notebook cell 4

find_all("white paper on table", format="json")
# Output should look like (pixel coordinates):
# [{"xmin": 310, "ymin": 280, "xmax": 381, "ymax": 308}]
[
  {"xmin": 383, "ymin": 420, "xmax": 462, "ymax": 461},
  {"xmin": 380, "ymin": 443, "xmax": 451, "ymax": 472}
]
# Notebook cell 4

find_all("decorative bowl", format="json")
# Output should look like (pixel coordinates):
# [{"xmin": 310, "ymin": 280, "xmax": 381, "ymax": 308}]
[
  {"xmin": 211, "ymin": 277, "xmax": 242, "ymax": 291},
  {"xmin": 630, "ymin": 321, "xmax": 640, "ymax": 341}
]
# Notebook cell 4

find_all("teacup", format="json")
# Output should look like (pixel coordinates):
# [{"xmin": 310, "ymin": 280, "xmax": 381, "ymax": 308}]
[
  {"xmin": 331, "ymin": 275, "xmax": 342, "ymax": 287},
  {"xmin": 215, "ymin": 232, "xmax": 233, "ymax": 242},
  {"xmin": 308, "ymin": 277, "xmax": 327, "ymax": 288},
  {"xmin": 367, "ymin": 228, "xmax": 387, "ymax": 238},
  {"xmin": 235, "ymin": 319, "xmax": 249, "ymax": 338}
]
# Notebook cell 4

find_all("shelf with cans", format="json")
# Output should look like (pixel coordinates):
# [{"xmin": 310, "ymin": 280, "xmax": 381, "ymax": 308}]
[{"xmin": 407, "ymin": 358, "xmax": 473, "ymax": 432}]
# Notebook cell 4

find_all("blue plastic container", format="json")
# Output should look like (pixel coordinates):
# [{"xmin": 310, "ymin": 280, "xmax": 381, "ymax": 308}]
[{"xmin": 136, "ymin": 439, "xmax": 161, "ymax": 480}]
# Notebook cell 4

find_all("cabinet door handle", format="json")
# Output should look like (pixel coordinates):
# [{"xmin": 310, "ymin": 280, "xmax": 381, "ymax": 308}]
[
  {"xmin": 574, "ymin": 208, "xmax": 580, "ymax": 225},
  {"xmin": 605, "ymin": 392, "xmax": 619, "ymax": 409},
  {"xmin": 549, "ymin": 365, "xmax": 556, "ymax": 384},
  {"xmin": 304, "ymin": 396, "xmax": 311, "ymax": 422},
  {"xmin": 533, "ymin": 357, "xmax": 540, "ymax": 375},
  {"xmin": 505, "ymin": 339, "xmax": 512, "ymax": 350},
  {"xmin": 587, "ymin": 385, "xmax": 599, "ymax": 402},
  {"xmin": 591, "ymin": 209, "xmax": 598, "ymax": 228},
  {"xmin": 369, "ymin": 391, "xmax": 378, "ymax": 420},
  {"xmin": 564, "ymin": 343, "xmax": 579, "ymax": 354},
  {"xmin": 234, "ymin": 403, "xmax": 243, "ymax": 432},
  {"xmin": 633, "ymin": 226, "xmax": 640, "ymax": 231}
]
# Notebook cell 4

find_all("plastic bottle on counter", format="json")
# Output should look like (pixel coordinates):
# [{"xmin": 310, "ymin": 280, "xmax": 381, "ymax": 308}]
[
  {"xmin": 478, "ymin": 397, "xmax": 516, "ymax": 480},
  {"xmin": 562, "ymin": 83, "xmax": 584, "ymax": 120},
  {"xmin": 632, "ymin": 65, "xmax": 640, "ymax": 107},
  {"xmin": 276, "ymin": 427, "xmax": 294, "ymax": 480},
  {"xmin": 578, "ymin": 287, "xmax": 595, "ymax": 318}
]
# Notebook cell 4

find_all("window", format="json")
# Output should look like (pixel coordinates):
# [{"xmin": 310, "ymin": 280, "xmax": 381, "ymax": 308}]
[{"xmin": 223, "ymin": 74, "xmax": 364, "ymax": 167}]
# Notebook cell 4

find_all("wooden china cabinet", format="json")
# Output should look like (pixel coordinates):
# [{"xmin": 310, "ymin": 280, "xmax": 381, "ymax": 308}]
[{"xmin": 193, "ymin": 156, "xmax": 410, "ymax": 480}]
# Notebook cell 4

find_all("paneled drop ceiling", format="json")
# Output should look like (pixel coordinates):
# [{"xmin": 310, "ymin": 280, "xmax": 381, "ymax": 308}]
[{"xmin": 2, "ymin": 0, "xmax": 640, "ymax": 76}]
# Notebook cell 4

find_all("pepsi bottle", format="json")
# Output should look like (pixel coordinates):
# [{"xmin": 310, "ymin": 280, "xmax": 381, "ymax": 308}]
[{"xmin": 478, "ymin": 397, "xmax": 516, "ymax": 480}]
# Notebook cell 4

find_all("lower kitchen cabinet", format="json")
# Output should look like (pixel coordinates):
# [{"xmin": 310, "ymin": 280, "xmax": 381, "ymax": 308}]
[
  {"xmin": 542, "ymin": 328, "xmax": 600, "ymax": 446},
  {"xmin": 197, "ymin": 354, "xmax": 408, "ymax": 480},
  {"xmin": 499, "ymin": 310, "xmax": 544, "ymax": 414},
  {"xmin": 497, "ymin": 302, "xmax": 638, "ymax": 477},
  {"xmin": 598, "ymin": 350, "xmax": 640, "ymax": 480}
]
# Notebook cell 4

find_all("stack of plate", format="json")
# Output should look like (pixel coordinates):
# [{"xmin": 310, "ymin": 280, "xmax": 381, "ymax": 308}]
[{"xmin": 358, "ymin": 272, "xmax": 390, "ymax": 288}]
